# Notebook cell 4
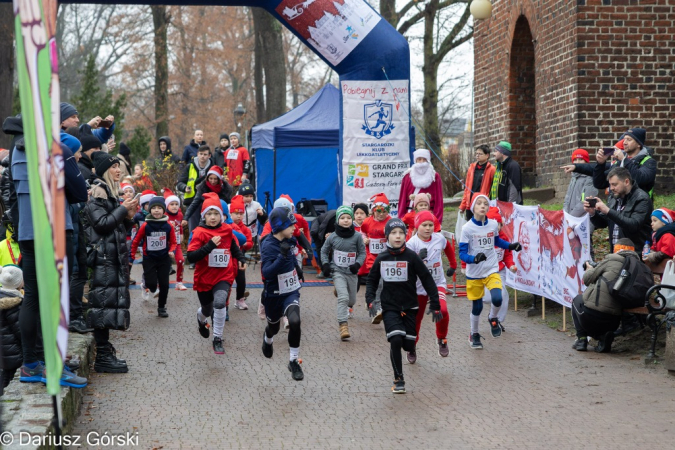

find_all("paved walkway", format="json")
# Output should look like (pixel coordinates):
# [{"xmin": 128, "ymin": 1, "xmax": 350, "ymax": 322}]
[{"xmin": 72, "ymin": 264, "xmax": 675, "ymax": 449}]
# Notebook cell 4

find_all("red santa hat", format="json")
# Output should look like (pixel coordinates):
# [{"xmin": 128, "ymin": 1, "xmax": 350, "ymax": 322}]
[
  {"xmin": 230, "ymin": 195, "xmax": 245, "ymax": 214},
  {"xmin": 614, "ymin": 139, "xmax": 625, "ymax": 150},
  {"xmin": 201, "ymin": 192, "xmax": 223, "ymax": 220},
  {"xmin": 369, "ymin": 192, "xmax": 390, "ymax": 210},
  {"xmin": 120, "ymin": 182, "xmax": 134, "ymax": 194},
  {"xmin": 207, "ymin": 166, "xmax": 223, "ymax": 180},
  {"xmin": 470, "ymin": 193, "xmax": 490, "ymax": 214},
  {"xmin": 414, "ymin": 210, "xmax": 438, "ymax": 229},
  {"xmin": 140, "ymin": 189, "xmax": 157, "ymax": 205},
  {"xmin": 162, "ymin": 187, "xmax": 180, "ymax": 207},
  {"xmin": 486, "ymin": 207, "xmax": 503, "ymax": 224}
]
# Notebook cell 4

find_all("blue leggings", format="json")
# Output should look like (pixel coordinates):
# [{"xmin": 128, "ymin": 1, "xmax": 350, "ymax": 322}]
[{"xmin": 472, "ymin": 288, "xmax": 502, "ymax": 316}]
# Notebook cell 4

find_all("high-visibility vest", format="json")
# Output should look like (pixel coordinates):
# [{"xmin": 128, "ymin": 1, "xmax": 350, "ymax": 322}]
[
  {"xmin": 639, "ymin": 155, "xmax": 654, "ymax": 199},
  {"xmin": 185, "ymin": 164, "xmax": 198, "ymax": 200}
]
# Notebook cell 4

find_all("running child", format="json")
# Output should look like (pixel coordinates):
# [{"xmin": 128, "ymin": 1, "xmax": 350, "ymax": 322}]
[
  {"xmin": 130, "ymin": 196, "xmax": 177, "ymax": 317},
  {"xmin": 238, "ymin": 183, "xmax": 268, "ymax": 241},
  {"xmin": 320, "ymin": 206, "xmax": 366, "ymax": 340},
  {"xmin": 459, "ymin": 194, "xmax": 521, "ymax": 349},
  {"xmin": 260, "ymin": 207, "xmax": 305, "ymax": 381},
  {"xmin": 230, "ymin": 194, "xmax": 253, "ymax": 310},
  {"xmin": 358, "ymin": 193, "xmax": 392, "ymax": 324},
  {"xmin": 134, "ymin": 189, "xmax": 157, "ymax": 293},
  {"xmin": 187, "ymin": 192, "xmax": 247, "ymax": 355},
  {"xmin": 366, "ymin": 218, "xmax": 440, "ymax": 394},
  {"xmin": 352, "ymin": 203, "xmax": 369, "ymax": 234},
  {"xmin": 163, "ymin": 189, "xmax": 187, "ymax": 291},
  {"xmin": 405, "ymin": 211, "xmax": 457, "ymax": 362},
  {"xmin": 481, "ymin": 207, "xmax": 517, "ymax": 332}
]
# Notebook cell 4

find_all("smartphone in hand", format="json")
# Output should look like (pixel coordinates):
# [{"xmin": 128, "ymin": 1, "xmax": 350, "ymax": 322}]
[
  {"xmin": 602, "ymin": 147, "xmax": 615, "ymax": 157},
  {"xmin": 99, "ymin": 119, "xmax": 113, "ymax": 128},
  {"xmin": 586, "ymin": 197, "xmax": 598, "ymax": 208}
]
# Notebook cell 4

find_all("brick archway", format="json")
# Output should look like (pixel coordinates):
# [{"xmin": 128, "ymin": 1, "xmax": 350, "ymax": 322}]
[{"xmin": 508, "ymin": 15, "xmax": 536, "ymax": 187}]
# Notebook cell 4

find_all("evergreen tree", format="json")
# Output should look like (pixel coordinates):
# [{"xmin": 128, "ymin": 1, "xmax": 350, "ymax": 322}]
[{"xmin": 126, "ymin": 126, "xmax": 153, "ymax": 162}]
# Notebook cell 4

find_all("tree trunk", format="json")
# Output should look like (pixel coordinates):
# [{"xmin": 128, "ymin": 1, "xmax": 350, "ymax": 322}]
[
  {"xmin": 151, "ymin": 6, "xmax": 170, "ymax": 146},
  {"xmin": 252, "ymin": 8, "xmax": 286, "ymax": 121},
  {"xmin": 422, "ymin": 1, "xmax": 441, "ymax": 152},
  {"xmin": 379, "ymin": 0, "xmax": 397, "ymax": 28},
  {"xmin": 0, "ymin": 3, "xmax": 14, "ymax": 148},
  {"xmin": 252, "ymin": 8, "xmax": 266, "ymax": 123}
]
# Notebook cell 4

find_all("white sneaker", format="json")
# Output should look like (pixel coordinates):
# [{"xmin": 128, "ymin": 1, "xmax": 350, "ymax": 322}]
[
  {"xmin": 175, "ymin": 282, "xmax": 188, "ymax": 291},
  {"xmin": 153, "ymin": 290, "xmax": 160, "ymax": 298},
  {"xmin": 142, "ymin": 289, "xmax": 150, "ymax": 301},
  {"xmin": 283, "ymin": 316, "xmax": 290, "ymax": 330},
  {"xmin": 235, "ymin": 299, "xmax": 249, "ymax": 310},
  {"xmin": 348, "ymin": 308, "xmax": 354, "ymax": 319},
  {"xmin": 257, "ymin": 300, "xmax": 266, "ymax": 320}
]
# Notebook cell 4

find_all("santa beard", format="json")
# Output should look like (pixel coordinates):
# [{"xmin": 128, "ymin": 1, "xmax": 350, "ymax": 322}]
[{"xmin": 408, "ymin": 162, "xmax": 435, "ymax": 188}]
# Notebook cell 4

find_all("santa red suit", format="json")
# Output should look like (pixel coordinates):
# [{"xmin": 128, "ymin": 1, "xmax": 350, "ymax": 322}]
[{"xmin": 397, "ymin": 148, "xmax": 444, "ymax": 222}]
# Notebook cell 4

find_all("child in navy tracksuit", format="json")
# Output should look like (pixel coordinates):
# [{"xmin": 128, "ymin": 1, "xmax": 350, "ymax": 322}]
[
  {"xmin": 260, "ymin": 207, "xmax": 305, "ymax": 381},
  {"xmin": 131, "ymin": 196, "xmax": 177, "ymax": 317}
]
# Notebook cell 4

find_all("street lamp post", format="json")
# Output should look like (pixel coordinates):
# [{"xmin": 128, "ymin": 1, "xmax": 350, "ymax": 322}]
[{"xmin": 233, "ymin": 103, "xmax": 246, "ymax": 138}]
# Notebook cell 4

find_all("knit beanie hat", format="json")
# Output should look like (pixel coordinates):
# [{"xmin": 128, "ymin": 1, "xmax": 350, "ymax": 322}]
[
  {"xmin": 230, "ymin": 195, "xmax": 245, "ymax": 213},
  {"xmin": 353, "ymin": 203, "xmax": 369, "ymax": 216},
  {"xmin": 495, "ymin": 141, "xmax": 512, "ymax": 157},
  {"xmin": 148, "ymin": 196, "xmax": 166, "ymax": 213},
  {"xmin": 623, "ymin": 128, "xmax": 646, "ymax": 148},
  {"xmin": 269, "ymin": 206, "xmax": 297, "ymax": 234},
  {"xmin": 207, "ymin": 166, "xmax": 223, "ymax": 180},
  {"xmin": 614, "ymin": 238, "xmax": 635, "ymax": 253},
  {"xmin": 412, "ymin": 192, "xmax": 431, "ymax": 209},
  {"xmin": 120, "ymin": 182, "xmax": 135, "ymax": 194},
  {"xmin": 201, "ymin": 192, "xmax": 223, "ymax": 220},
  {"xmin": 61, "ymin": 133, "xmax": 82, "ymax": 154},
  {"xmin": 0, "ymin": 264, "xmax": 23, "ymax": 290},
  {"xmin": 118, "ymin": 142, "xmax": 131, "ymax": 157},
  {"xmin": 80, "ymin": 134, "xmax": 102, "ymax": 153},
  {"xmin": 219, "ymin": 133, "xmax": 230, "ymax": 141},
  {"xmin": 280, "ymin": 194, "xmax": 294, "ymax": 209},
  {"xmin": 60, "ymin": 102, "xmax": 78, "ymax": 123},
  {"xmin": 229, "ymin": 132, "xmax": 241, "ymax": 142},
  {"xmin": 336, "ymin": 205, "xmax": 354, "ymax": 223},
  {"xmin": 94, "ymin": 154, "xmax": 119, "ymax": 177},
  {"xmin": 140, "ymin": 189, "xmax": 157, "ymax": 206},
  {"xmin": 274, "ymin": 196, "xmax": 294, "ymax": 212},
  {"xmin": 384, "ymin": 218, "xmax": 406, "ymax": 238},
  {"xmin": 412, "ymin": 148, "xmax": 431, "ymax": 163},
  {"xmin": 369, "ymin": 192, "xmax": 390, "ymax": 211},
  {"xmin": 470, "ymin": 193, "xmax": 490, "ymax": 214},
  {"xmin": 652, "ymin": 208, "xmax": 674, "ymax": 225},
  {"xmin": 414, "ymin": 210, "xmax": 437, "ymax": 229},
  {"xmin": 571, "ymin": 148, "xmax": 589, "ymax": 163},
  {"xmin": 162, "ymin": 188, "xmax": 180, "ymax": 207},
  {"xmin": 238, "ymin": 183, "xmax": 255, "ymax": 197},
  {"xmin": 486, "ymin": 206, "xmax": 502, "ymax": 223}
]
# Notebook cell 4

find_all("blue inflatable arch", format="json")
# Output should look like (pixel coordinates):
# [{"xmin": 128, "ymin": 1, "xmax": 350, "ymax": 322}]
[{"xmin": 59, "ymin": 0, "xmax": 413, "ymax": 214}]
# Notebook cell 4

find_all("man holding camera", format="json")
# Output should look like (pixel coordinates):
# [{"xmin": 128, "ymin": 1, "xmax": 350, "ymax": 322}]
[{"xmin": 583, "ymin": 167, "xmax": 652, "ymax": 254}]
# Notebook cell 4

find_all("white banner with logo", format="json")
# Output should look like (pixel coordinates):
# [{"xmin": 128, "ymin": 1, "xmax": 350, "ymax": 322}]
[
  {"xmin": 493, "ymin": 201, "xmax": 591, "ymax": 307},
  {"xmin": 341, "ymin": 79, "xmax": 410, "ymax": 217}
]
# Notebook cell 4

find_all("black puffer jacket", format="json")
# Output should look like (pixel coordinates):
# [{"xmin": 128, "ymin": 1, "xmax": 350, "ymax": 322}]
[
  {"xmin": 82, "ymin": 178, "xmax": 132, "ymax": 331},
  {"xmin": 0, "ymin": 290, "xmax": 23, "ymax": 375}
]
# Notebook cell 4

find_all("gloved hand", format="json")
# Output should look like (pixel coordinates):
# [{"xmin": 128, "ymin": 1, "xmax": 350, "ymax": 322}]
[
  {"xmin": 418, "ymin": 248, "xmax": 428, "ymax": 260},
  {"xmin": 349, "ymin": 262, "xmax": 361, "ymax": 275},
  {"xmin": 280, "ymin": 241, "xmax": 291, "ymax": 257},
  {"xmin": 297, "ymin": 266, "xmax": 305, "ymax": 282},
  {"xmin": 368, "ymin": 303, "xmax": 378, "ymax": 318},
  {"xmin": 446, "ymin": 267, "xmax": 455, "ymax": 277},
  {"xmin": 426, "ymin": 301, "xmax": 443, "ymax": 323},
  {"xmin": 322, "ymin": 263, "xmax": 331, "ymax": 277},
  {"xmin": 509, "ymin": 242, "xmax": 522, "ymax": 252},
  {"xmin": 473, "ymin": 253, "xmax": 487, "ymax": 263}
]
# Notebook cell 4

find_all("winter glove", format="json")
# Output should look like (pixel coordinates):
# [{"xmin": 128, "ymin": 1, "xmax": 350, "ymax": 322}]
[
  {"xmin": 368, "ymin": 303, "xmax": 378, "ymax": 318},
  {"xmin": 446, "ymin": 267, "xmax": 455, "ymax": 277},
  {"xmin": 297, "ymin": 266, "xmax": 305, "ymax": 282},
  {"xmin": 426, "ymin": 299, "xmax": 442, "ymax": 323},
  {"xmin": 508, "ymin": 242, "xmax": 522, "ymax": 252},
  {"xmin": 279, "ymin": 241, "xmax": 291, "ymax": 257},
  {"xmin": 418, "ymin": 248, "xmax": 428, "ymax": 260},
  {"xmin": 322, "ymin": 263, "xmax": 332, "ymax": 277},
  {"xmin": 473, "ymin": 253, "xmax": 487, "ymax": 263},
  {"xmin": 349, "ymin": 262, "xmax": 361, "ymax": 275}
]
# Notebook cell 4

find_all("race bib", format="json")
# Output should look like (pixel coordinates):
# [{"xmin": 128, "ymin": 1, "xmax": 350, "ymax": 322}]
[
  {"xmin": 278, "ymin": 269, "xmax": 300, "ymax": 294},
  {"xmin": 208, "ymin": 248, "xmax": 231, "ymax": 267},
  {"xmin": 381, "ymin": 261, "xmax": 408, "ymax": 282},
  {"xmin": 472, "ymin": 232, "xmax": 494, "ymax": 250},
  {"xmin": 175, "ymin": 225, "xmax": 182, "ymax": 244},
  {"xmin": 147, "ymin": 235, "xmax": 167, "ymax": 250},
  {"xmin": 227, "ymin": 150, "xmax": 239, "ymax": 160},
  {"xmin": 333, "ymin": 250, "xmax": 356, "ymax": 267},
  {"xmin": 426, "ymin": 260, "xmax": 443, "ymax": 281},
  {"xmin": 369, "ymin": 238, "xmax": 386, "ymax": 254}
]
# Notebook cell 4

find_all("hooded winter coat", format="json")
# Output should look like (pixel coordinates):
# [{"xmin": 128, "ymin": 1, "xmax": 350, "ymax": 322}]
[
  {"xmin": 564, "ymin": 173, "xmax": 598, "ymax": 217},
  {"xmin": 181, "ymin": 139, "xmax": 205, "ymax": 164},
  {"xmin": 82, "ymin": 178, "xmax": 133, "ymax": 331},
  {"xmin": 0, "ymin": 289, "xmax": 23, "ymax": 377},
  {"xmin": 184, "ymin": 178, "xmax": 233, "ymax": 220},
  {"xmin": 1, "ymin": 115, "xmax": 22, "ymax": 229},
  {"xmin": 582, "ymin": 250, "xmax": 642, "ymax": 316},
  {"xmin": 151, "ymin": 136, "xmax": 180, "ymax": 168}
]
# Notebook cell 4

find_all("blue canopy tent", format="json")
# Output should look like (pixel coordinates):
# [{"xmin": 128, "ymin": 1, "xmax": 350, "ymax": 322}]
[{"xmin": 252, "ymin": 84, "xmax": 340, "ymax": 212}]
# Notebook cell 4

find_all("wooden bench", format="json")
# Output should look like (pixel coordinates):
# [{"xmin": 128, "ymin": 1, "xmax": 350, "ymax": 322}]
[{"xmin": 624, "ymin": 284, "xmax": 675, "ymax": 360}]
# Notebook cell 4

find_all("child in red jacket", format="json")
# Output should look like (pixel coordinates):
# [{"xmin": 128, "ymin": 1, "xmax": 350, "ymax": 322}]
[
  {"xmin": 230, "ymin": 194, "xmax": 253, "ymax": 310},
  {"xmin": 645, "ymin": 208, "xmax": 675, "ymax": 274},
  {"xmin": 187, "ymin": 193, "xmax": 247, "ymax": 355},
  {"xmin": 401, "ymin": 192, "xmax": 442, "ymax": 240},
  {"xmin": 481, "ymin": 207, "xmax": 516, "ymax": 331},
  {"xmin": 163, "ymin": 189, "xmax": 187, "ymax": 291}
]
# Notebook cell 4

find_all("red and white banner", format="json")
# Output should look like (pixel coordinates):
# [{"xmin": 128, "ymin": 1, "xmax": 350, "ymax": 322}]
[{"xmin": 494, "ymin": 201, "xmax": 592, "ymax": 307}]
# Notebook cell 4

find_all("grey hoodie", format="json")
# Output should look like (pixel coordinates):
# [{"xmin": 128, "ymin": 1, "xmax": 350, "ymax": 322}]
[
  {"xmin": 564, "ymin": 173, "xmax": 598, "ymax": 217},
  {"xmin": 321, "ymin": 228, "xmax": 366, "ymax": 274}
]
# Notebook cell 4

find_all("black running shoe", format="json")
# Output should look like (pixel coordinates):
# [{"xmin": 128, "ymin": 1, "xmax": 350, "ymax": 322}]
[
  {"xmin": 469, "ymin": 333, "xmax": 483, "ymax": 349},
  {"xmin": 406, "ymin": 351, "xmax": 417, "ymax": 364},
  {"xmin": 489, "ymin": 317, "xmax": 502, "ymax": 338},
  {"xmin": 572, "ymin": 338, "xmax": 588, "ymax": 351},
  {"xmin": 262, "ymin": 333, "xmax": 273, "ymax": 358},
  {"xmin": 197, "ymin": 315, "xmax": 210, "ymax": 339},
  {"xmin": 288, "ymin": 359, "xmax": 304, "ymax": 381},
  {"xmin": 213, "ymin": 337, "xmax": 224, "ymax": 355},
  {"xmin": 392, "ymin": 377, "xmax": 406, "ymax": 394},
  {"xmin": 595, "ymin": 331, "xmax": 614, "ymax": 353},
  {"xmin": 158, "ymin": 307, "xmax": 168, "ymax": 318}
]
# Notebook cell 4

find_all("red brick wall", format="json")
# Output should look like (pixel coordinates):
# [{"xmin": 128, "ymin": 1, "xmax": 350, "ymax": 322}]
[{"xmin": 474, "ymin": 0, "xmax": 675, "ymax": 199}]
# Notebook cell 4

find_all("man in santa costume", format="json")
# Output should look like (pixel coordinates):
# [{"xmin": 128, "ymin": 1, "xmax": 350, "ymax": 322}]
[{"xmin": 397, "ymin": 148, "xmax": 444, "ymax": 222}]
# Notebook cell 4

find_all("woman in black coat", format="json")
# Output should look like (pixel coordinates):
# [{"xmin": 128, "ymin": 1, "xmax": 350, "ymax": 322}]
[{"xmin": 83, "ymin": 155, "xmax": 138, "ymax": 374}]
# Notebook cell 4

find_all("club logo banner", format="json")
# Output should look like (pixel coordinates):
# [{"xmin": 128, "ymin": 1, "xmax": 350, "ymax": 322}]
[
  {"xmin": 494, "ymin": 201, "xmax": 591, "ymax": 307},
  {"xmin": 342, "ymin": 79, "xmax": 410, "ymax": 216}
]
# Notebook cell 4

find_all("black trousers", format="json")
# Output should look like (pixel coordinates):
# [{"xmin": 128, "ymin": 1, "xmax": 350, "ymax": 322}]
[
  {"xmin": 143, "ymin": 256, "xmax": 172, "ymax": 308},
  {"xmin": 70, "ymin": 229, "xmax": 87, "ymax": 319},
  {"xmin": 235, "ymin": 268, "xmax": 246, "ymax": 299},
  {"xmin": 571, "ymin": 295, "xmax": 621, "ymax": 339}
]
